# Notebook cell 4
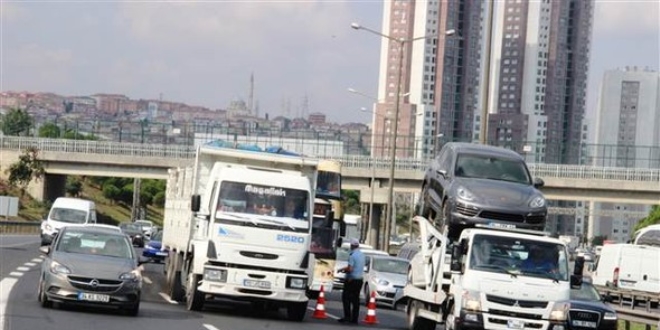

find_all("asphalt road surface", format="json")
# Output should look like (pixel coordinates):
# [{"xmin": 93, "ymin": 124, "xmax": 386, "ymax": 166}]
[{"xmin": 1, "ymin": 235, "xmax": 412, "ymax": 330}]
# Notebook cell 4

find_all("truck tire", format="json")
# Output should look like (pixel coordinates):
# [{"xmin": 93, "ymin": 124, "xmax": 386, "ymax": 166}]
[
  {"xmin": 186, "ymin": 273, "xmax": 204, "ymax": 311},
  {"xmin": 286, "ymin": 301, "xmax": 307, "ymax": 321},
  {"xmin": 167, "ymin": 253, "xmax": 185, "ymax": 302},
  {"xmin": 407, "ymin": 300, "xmax": 436, "ymax": 330}
]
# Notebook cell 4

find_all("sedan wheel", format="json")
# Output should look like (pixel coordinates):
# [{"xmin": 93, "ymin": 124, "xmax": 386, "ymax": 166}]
[{"xmin": 38, "ymin": 277, "xmax": 52, "ymax": 308}]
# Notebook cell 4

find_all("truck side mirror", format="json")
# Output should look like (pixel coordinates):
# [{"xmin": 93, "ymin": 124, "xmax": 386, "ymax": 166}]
[
  {"xmin": 336, "ymin": 237, "xmax": 343, "ymax": 248},
  {"xmin": 570, "ymin": 274, "xmax": 583, "ymax": 289},
  {"xmin": 573, "ymin": 255, "xmax": 585, "ymax": 276},
  {"xmin": 450, "ymin": 244, "xmax": 462, "ymax": 272},
  {"xmin": 191, "ymin": 194, "xmax": 201, "ymax": 212}
]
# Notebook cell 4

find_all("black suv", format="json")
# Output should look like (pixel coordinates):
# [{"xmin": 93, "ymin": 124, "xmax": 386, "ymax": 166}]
[{"xmin": 418, "ymin": 142, "xmax": 547, "ymax": 240}]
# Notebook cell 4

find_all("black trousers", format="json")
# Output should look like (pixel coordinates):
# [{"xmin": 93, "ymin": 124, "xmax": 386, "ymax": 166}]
[{"xmin": 341, "ymin": 278, "xmax": 363, "ymax": 322}]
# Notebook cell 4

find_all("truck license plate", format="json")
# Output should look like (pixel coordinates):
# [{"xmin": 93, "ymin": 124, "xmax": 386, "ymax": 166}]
[
  {"xmin": 572, "ymin": 320, "xmax": 597, "ymax": 328},
  {"xmin": 244, "ymin": 279, "xmax": 271, "ymax": 289},
  {"xmin": 78, "ymin": 292, "xmax": 110, "ymax": 302},
  {"xmin": 507, "ymin": 320, "xmax": 524, "ymax": 330}
]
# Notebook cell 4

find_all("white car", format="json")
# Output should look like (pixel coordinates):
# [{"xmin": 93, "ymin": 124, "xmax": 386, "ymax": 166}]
[
  {"xmin": 333, "ymin": 243, "xmax": 388, "ymax": 290},
  {"xmin": 362, "ymin": 255, "xmax": 409, "ymax": 309},
  {"xmin": 134, "ymin": 220, "xmax": 154, "ymax": 239}
]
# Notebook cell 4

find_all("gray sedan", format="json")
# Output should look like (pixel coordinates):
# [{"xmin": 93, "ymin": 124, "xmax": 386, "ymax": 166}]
[
  {"xmin": 38, "ymin": 226, "xmax": 143, "ymax": 316},
  {"xmin": 363, "ymin": 256, "xmax": 409, "ymax": 309}
]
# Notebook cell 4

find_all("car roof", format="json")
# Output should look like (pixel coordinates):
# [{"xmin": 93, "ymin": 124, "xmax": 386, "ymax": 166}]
[
  {"xmin": 61, "ymin": 225, "xmax": 128, "ymax": 236},
  {"xmin": 445, "ymin": 142, "xmax": 523, "ymax": 160},
  {"xmin": 85, "ymin": 224, "xmax": 121, "ymax": 232}
]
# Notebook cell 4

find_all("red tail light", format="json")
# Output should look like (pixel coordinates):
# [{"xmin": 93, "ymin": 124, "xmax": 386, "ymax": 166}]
[{"xmin": 613, "ymin": 267, "xmax": 619, "ymax": 287}]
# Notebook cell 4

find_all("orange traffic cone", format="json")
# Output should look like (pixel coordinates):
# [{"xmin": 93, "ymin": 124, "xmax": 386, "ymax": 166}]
[
  {"xmin": 312, "ymin": 285, "xmax": 328, "ymax": 319},
  {"xmin": 362, "ymin": 291, "xmax": 379, "ymax": 324}
]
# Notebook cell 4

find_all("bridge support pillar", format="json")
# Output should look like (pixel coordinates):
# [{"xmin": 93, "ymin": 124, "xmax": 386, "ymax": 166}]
[{"xmin": 43, "ymin": 174, "xmax": 66, "ymax": 203}]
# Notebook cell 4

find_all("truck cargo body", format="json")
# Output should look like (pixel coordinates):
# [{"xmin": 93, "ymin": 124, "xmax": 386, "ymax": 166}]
[{"xmin": 163, "ymin": 145, "xmax": 318, "ymax": 320}]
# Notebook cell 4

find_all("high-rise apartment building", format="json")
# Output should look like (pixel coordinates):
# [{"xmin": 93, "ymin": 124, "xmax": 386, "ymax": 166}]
[
  {"xmin": 488, "ymin": 0, "xmax": 594, "ymax": 165},
  {"xmin": 588, "ymin": 67, "xmax": 660, "ymax": 243},
  {"xmin": 372, "ymin": 0, "xmax": 594, "ymax": 166},
  {"xmin": 372, "ymin": 0, "xmax": 489, "ymax": 159}
]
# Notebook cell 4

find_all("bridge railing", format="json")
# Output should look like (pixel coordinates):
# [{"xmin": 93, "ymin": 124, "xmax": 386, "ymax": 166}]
[{"xmin": 4, "ymin": 136, "xmax": 660, "ymax": 182}]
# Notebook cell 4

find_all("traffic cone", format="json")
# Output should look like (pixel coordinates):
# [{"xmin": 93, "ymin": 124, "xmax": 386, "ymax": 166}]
[
  {"xmin": 312, "ymin": 285, "xmax": 328, "ymax": 319},
  {"xmin": 362, "ymin": 291, "xmax": 379, "ymax": 324}
]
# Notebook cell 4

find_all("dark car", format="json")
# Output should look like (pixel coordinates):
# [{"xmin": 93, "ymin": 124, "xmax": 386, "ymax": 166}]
[
  {"xmin": 142, "ymin": 230, "xmax": 168, "ymax": 263},
  {"xmin": 569, "ymin": 281, "xmax": 617, "ymax": 330},
  {"xmin": 38, "ymin": 226, "xmax": 143, "ymax": 316},
  {"xmin": 119, "ymin": 223, "xmax": 145, "ymax": 248},
  {"xmin": 418, "ymin": 142, "xmax": 547, "ymax": 240}
]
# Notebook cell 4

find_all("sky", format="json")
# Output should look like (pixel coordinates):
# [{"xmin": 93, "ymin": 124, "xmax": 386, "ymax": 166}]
[{"xmin": 1, "ymin": 0, "xmax": 658, "ymax": 126}]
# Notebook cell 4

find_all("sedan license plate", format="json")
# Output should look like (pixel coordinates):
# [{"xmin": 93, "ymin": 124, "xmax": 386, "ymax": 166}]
[
  {"xmin": 78, "ymin": 292, "xmax": 110, "ymax": 302},
  {"xmin": 507, "ymin": 320, "xmax": 524, "ymax": 330},
  {"xmin": 244, "ymin": 279, "xmax": 271, "ymax": 289},
  {"xmin": 572, "ymin": 320, "xmax": 597, "ymax": 328}
]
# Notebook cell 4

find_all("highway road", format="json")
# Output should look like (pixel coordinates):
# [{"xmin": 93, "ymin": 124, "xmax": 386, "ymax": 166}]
[{"xmin": 1, "ymin": 235, "xmax": 411, "ymax": 330}]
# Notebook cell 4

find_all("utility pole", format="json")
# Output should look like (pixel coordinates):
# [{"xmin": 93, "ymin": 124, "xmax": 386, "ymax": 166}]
[{"xmin": 131, "ymin": 178, "xmax": 141, "ymax": 221}]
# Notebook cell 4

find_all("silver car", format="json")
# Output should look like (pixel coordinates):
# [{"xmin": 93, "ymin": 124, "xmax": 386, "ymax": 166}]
[
  {"xmin": 363, "ymin": 256, "xmax": 409, "ymax": 309},
  {"xmin": 38, "ymin": 226, "xmax": 143, "ymax": 316}
]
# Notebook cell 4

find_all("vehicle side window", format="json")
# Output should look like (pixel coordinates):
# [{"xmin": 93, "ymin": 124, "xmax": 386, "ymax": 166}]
[
  {"xmin": 89, "ymin": 211, "xmax": 97, "ymax": 224},
  {"xmin": 440, "ymin": 149, "xmax": 453, "ymax": 173}
]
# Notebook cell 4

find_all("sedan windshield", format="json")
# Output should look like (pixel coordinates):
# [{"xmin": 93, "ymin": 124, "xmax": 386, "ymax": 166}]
[
  {"xmin": 57, "ymin": 231, "xmax": 133, "ymax": 259},
  {"xmin": 372, "ymin": 258, "xmax": 408, "ymax": 275}
]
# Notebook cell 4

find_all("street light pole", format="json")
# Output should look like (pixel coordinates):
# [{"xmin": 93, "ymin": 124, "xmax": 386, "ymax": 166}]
[
  {"xmin": 351, "ymin": 22, "xmax": 455, "ymax": 251},
  {"xmin": 479, "ymin": 1, "xmax": 494, "ymax": 145}
]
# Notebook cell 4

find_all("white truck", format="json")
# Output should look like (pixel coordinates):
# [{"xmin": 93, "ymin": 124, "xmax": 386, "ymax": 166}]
[
  {"xmin": 162, "ymin": 144, "xmax": 318, "ymax": 321},
  {"xmin": 404, "ymin": 216, "xmax": 583, "ymax": 330}
]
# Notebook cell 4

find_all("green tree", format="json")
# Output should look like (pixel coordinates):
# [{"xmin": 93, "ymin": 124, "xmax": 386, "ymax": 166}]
[
  {"xmin": 633, "ymin": 205, "xmax": 660, "ymax": 233},
  {"xmin": 38, "ymin": 122, "xmax": 61, "ymax": 138},
  {"xmin": 5, "ymin": 147, "xmax": 45, "ymax": 195},
  {"xmin": 591, "ymin": 235, "xmax": 607, "ymax": 246},
  {"xmin": 153, "ymin": 191, "xmax": 166, "ymax": 207},
  {"xmin": 342, "ymin": 189, "xmax": 360, "ymax": 214},
  {"xmin": 102, "ymin": 184, "xmax": 121, "ymax": 203},
  {"xmin": 65, "ymin": 176, "xmax": 83, "ymax": 197},
  {"xmin": 1, "ymin": 107, "xmax": 33, "ymax": 136}
]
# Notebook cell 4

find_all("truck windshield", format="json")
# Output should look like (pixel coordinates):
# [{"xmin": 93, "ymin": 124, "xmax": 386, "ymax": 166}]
[
  {"xmin": 317, "ymin": 170, "xmax": 341, "ymax": 199},
  {"xmin": 50, "ymin": 208, "xmax": 88, "ymax": 224},
  {"xmin": 469, "ymin": 234, "xmax": 569, "ymax": 282},
  {"xmin": 215, "ymin": 181, "xmax": 309, "ymax": 221}
]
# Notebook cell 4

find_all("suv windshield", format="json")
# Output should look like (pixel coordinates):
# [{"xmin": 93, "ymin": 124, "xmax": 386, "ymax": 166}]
[
  {"xmin": 455, "ymin": 154, "xmax": 530, "ymax": 184},
  {"xmin": 469, "ymin": 234, "xmax": 569, "ymax": 282}
]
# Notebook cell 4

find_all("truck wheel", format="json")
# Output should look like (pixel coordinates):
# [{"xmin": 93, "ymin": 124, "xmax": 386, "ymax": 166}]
[
  {"xmin": 306, "ymin": 290, "xmax": 319, "ymax": 300},
  {"xmin": 286, "ymin": 301, "xmax": 307, "ymax": 321},
  {"xmin": 407, "ymin": 300, "xmax": 435, "ymax": 330},
  {"xmin": 186, "ymin": 273, "xmax": 204, "ymax": 311},
  {"xmin": 168, "ymin": 254, "xmax": 185, "ymax": 302}
]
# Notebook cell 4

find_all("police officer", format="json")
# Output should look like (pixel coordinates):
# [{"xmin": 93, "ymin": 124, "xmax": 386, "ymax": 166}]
[{"xmin": 338, "ymin": 238, "xmax": 365, "ymax": 324}]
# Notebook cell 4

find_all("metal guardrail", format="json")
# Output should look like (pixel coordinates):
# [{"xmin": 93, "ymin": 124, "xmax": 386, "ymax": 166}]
[
  {"xmin": 3, "ymin": 136, "xmax": 660, "ymax": 183},
  {"xmin": 596, "ymin": 286, "xmax": 660, "ymax": 328},
  {"xmin": 0, "ymin": 221, "xmax": 41, "ymax": 235}
]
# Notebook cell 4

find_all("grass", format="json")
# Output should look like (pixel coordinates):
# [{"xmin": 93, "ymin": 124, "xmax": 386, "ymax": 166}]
[
  {"xmin": 0, "ymin": 178, "xmax": 164, "ymax": 226},
  {"xmin": 618, "ymin": 319, "xmax": 655, "ymax": 330}
]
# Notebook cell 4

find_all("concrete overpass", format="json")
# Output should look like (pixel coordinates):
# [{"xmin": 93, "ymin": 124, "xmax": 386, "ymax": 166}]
[{"xmin": 1, "ymin": 136, "xmax": 660, "ymax": 206}]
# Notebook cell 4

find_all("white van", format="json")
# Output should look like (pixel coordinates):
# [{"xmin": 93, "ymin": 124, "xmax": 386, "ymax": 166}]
[
  {"xmin": 591, "ymin": 243, "xmax": 660, "ymax": 294},
  {"xmin": 40, "ymin": 197, "xmax": 97, "ymax": 245}
]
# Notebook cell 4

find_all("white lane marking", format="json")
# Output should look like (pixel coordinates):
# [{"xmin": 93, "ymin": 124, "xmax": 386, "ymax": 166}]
[
  {"xmin": 203, "ymin": 324, "xmax": 220, "ymax": 330},
  {"xmin": 32, "ymin": 258, "xmax": 44, "ymax": 263},
  {"xmin": 142, "ymin": 276, "xmax": 152, "ymax": 284},
  {"xmin": 16, "ymin": 267, "xmax": 29, "ymax": 272},
  {"xmin": 307, "ymin": 306, "xmax": 340, "ymax": 320},
  {"xmin": 0, "ymin": 277, "xmax": 18, "ymax": 330},
  {"xmin": 158, "ymin": 292, "xmax": 178, "ymax": 304},
  {"xmin": 24, "ymin": 262, "xmax": 37, "ymax": 267},
  {"xmin": 8, "ymin": 272, "xmax": 23, "ymax": 277}
]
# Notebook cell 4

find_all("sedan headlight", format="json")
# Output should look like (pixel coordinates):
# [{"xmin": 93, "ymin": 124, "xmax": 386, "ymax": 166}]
[
  {"xmin": 461, "ymin": 290, "xmax": 481, "ymax": 311},
  {"xmin": 50, "ymin": 261, "xmax": 71, "ymax": 275},
  {"xmin": 529, "ymin": 195, "xmax": 546, "ymax": 208},
  {"xmin": 457, "ymin": 186, "xmax": 475, "ymax": 201},
  {"xmin": 376, "ymin": 279, "xmax": 390, "ymax": 286},
  {"xmin": 603, "ymin": 311, "xmax": 617, "ymax": 320},
  {"xmin": 119, "ymin": 270, "xmax": 142, "ymax": 282},
  {"xmin": 549, "ymin": 301, "xmax": 570, "ymax": 321}
]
